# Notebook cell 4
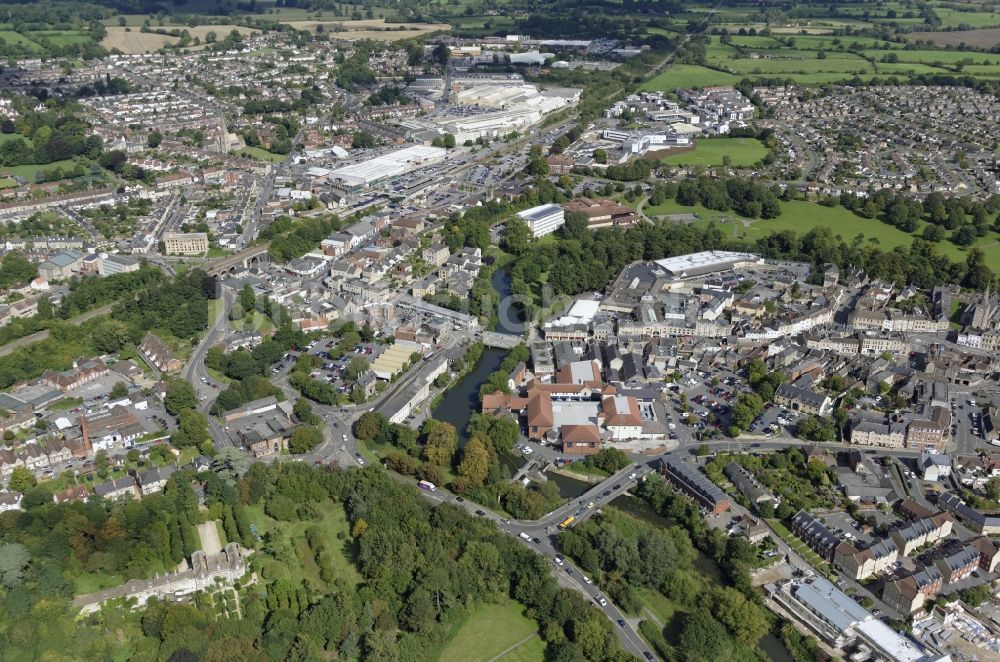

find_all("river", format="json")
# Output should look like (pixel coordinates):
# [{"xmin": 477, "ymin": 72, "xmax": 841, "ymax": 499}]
[{"xmin": 430, "ymin": 264, "xmax": 522, "ymax": 440}]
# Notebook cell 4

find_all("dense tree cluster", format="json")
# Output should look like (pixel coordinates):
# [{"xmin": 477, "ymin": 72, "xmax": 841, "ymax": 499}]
[
  {"xmin": 111, "ymin": 269, "xmax": 210, "ymax": 342},
  {"xmin": 95, "ymin": 461, "xmax": 635, "ymax": 661},
  {"xmin": 558, "ymin": 506, "xmax": 770, "ymax": 661},
  {"xmin": 0, "ymin": 104, "xmax": 104, "ymax": 168},
  {"xmin": 259, "ymin": 214, "xmax": 341, "ymax": 262}
]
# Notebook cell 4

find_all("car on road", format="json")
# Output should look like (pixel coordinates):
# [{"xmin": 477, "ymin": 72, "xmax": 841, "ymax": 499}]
[
  {"xmin": 612, "ymin": 484, "xmax": 621, "ymax": 490},
  {"xmin": 583, "ymin": 576, "xmax": 592, "ymax": 584},
  {"xmin": 532, "ymin": 537, "xmax": 540, "ymax": 544},
  {"xmin": 554, "ymin": 556, "xmax": 564, "ymax": 566},
  {"xmin": 617, "ymin": 619, "xmax": 625, "ymax": 628},
  {"xmin": 643, "ymin": 652, "xmax": 654, "ymax": 661},
  {"xmin": 597, "ymin": 597, "xmax": 607, "ymax": 607},
  {"xmin": 475, "ymin": 510, "xmax": 485, "ymax": 516},
  {"xmin": 354, "ymin": 454, "xmax": 364, "ymax": 466},
  {"xmin": 628, "ymin": 472, "xmax": 637, "ymax": 480}
]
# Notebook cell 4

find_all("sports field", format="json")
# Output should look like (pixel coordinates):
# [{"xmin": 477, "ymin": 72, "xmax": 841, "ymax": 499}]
[
  {"xmin": 661, "ymin": 138, "xmax": 768, "ymax": 167},
  {"xmin": 437, "ymin": 602, "xmax": 542, "ymax": 662}
]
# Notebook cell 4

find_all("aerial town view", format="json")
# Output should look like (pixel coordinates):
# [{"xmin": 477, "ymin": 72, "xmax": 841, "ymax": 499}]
[{"xmin": 1, "ymin": 0, "xmax": 1000, "ymax": 660}]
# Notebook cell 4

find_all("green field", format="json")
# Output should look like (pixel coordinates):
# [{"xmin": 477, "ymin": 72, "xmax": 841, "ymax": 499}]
[
  {"xmin": 0, "ymin": 177, "xmax": 17, "ymax": 189},
  {"xmin": 236, "ymin": 146, "xmax": 287, "ymax": 163},
  {"xmin": 662, "ymin": 137, "xmax": 768, "ymax": 167},
  {"xmin": 642, "ymin": 197, "xmax": 1000, "ymax": 267},
  {"xmin": 0, "ymin": 158, "xmax": 78, "ymax": 179},
  {"xmin": 437, "ymin": 602, "xmax": 542, "ymax": 662},
  {"xmin": 0, "ymin": 30, "xmax": 38, "ymax": 50},
  {"xmin": 28, "ymin": 30, "xmax": 92, "ymax": 46},
  {"xmin": 933, "ymin": 7, "xmax": 1000, "ymax": 29},
  {"xmin": 642, "ymin": 64, "xmax": 741, "ymax": 91}
]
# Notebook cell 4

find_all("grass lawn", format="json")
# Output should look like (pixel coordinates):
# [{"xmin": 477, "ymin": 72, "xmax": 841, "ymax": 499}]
[
  {"xmin": 0, "ymin": 158, "xmax": 78, "ymax": 179},
  {"xmin": 74, "ymin": 572, "xmax": 124, "ymax": 595},
  {"xmin": 636, "ymin": 587, "xmax": 679, "ymax": 624},
  {"xmin": 563, "ymin": 461, "xmax": 610, "ymax": 479},
  {"xmin": 642, "ymin": 64, "xmax": 742, "ymax": 91},
  {"xmin": 236, "ymin": 146, "xmax": 287, "ymax": 163},
  {"xmin": 177, "ymin": 446, "xmax": 200, "ymax": 466},
  {"xmin": 49, "ymin": 396, "xmax": 84, "ymax": 412},
  {"xmin": 685, "ymin": 198, "xmax": 1000, "ymax": 266},
  {"xmin": 437, "ymin": 602, "xmax": 540, "ymax": 662},
  {"xmin": 497, "ymin": 634, "xmax": 545, "ymax": 662},
  {"xmin": 0, "ymin": 177, "xmax": 17, "ymax": 189},
  {"xmin": 662, "ymin": 137, "xmax": 768, "ymax": 167}
]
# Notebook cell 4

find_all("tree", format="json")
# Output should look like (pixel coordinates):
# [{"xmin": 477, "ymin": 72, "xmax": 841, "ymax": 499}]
[
  {"xmin": 502, "ymin": 216, "xmax": 532, "ymax": 256},
  {"xmin": 93, "ymin": 319, "xmax": 132, "ymax": 353},
  {"xmin": 0, "ymin": 543, "xmax": 30, "ymax": 588},
  {"xmin": 985, "ymin": 477, "xmax": 1000, "ymax": 502},
  {"xmin": 677, "ymin": 611, "xmax": 732, "ymax": 662},
  {"xmin": 110, "ymin": 381, "xmax": 129, "ymax": 399},
  {"xmin": 457, "ymin": 434, "xmax": 490, "ymax": 486},
  {"xmin": 711, "ymin": 587, "xmax": 769, "ymax": 646},
  {"xmin": 7, "ymin": 466, "xmax": 35, "ymax": 493},
  {"xmin": 354, "ymin": 412, "xmax": 383, "ymax": 442},
  {"xmin": 345, "ymin": 356, "xmax": 369, "ymax": 381},
  {"xmin": 147, "ymin": 130, "xmax": 163, "ymax": 148},
  {"xmin": 165, "ymin": 379, "xmax": 198, "ymax": 415},
  {"xmin": 289, "ymin": 426, "xmax": 323, "ymax": 454},
  {"xmin": 423, "ymin": 420, "xmax": 457, "ymax": 467}
]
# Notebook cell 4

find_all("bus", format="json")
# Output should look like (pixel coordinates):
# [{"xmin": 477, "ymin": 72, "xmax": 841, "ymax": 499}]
[
  {"xmin": 417, "ymin": 480, "xmax": 436, "ymax": 492},
  {"xmin": 558, "ymin": 516, "xmax": 575, "ymax": 530}
]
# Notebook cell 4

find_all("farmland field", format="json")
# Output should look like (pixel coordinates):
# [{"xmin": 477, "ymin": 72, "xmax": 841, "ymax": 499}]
[
  {"xmin": 0, "ymin": 30, "xmax": 39, "ymax": 50},
  {"xmin": 28, "ymin": 30, "xmax": 92, "ymax": 46},
  {"xmin": 101, "ymin": 28, "xmax": 181, "ymax": 53},
  {"xmin": 278, "ymin": 18, "xmax": 449, "ymax": 40},
  {"xmin": 642, "ymin": 64, "xmax": 741, "ymax": 91},
  {"xmin": 932, "ymin": 7, "xmax": 1000, "ymax": 29},
  {"xmin": 101, "ymin": 25, "xmax": 258, "ymax": 53},
  {"xmin": 909, "ymin": 28, "xmax": 1000, "ymax": 48},
  {"xmin": 661, "ymin": 137, "xmax": 768, "ymax": 167}
]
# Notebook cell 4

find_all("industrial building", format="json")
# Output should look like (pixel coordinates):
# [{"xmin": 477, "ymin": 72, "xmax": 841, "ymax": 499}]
[
  {"xmin": 517, "ymin": 203, "xmax": 565, "ymax": 238},
  {"xmin": 328, "ymin": 145, "xmax": 448, "ymax": 190}
]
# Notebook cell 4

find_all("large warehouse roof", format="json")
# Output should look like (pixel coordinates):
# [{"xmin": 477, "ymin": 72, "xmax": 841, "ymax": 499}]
[
  {"xmin": 653, "ymin": 250, "xmax": 761, "ymax": 278},
  {"xmin": 330, "ymin": 145, "xmax": 447, "ymax": 187}
]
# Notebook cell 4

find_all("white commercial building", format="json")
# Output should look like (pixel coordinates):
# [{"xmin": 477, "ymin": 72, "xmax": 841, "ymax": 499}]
[
  {"xmin": 517, "ymin": 204, "xmax": 565, "ymax": 238},
  {"xmin": 654, "ymin": 250, "xmax": 762, "ymax": 279},
  {"xmin": 329, "ymin": 145, "xmax": 447, "ymax": 189}
]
